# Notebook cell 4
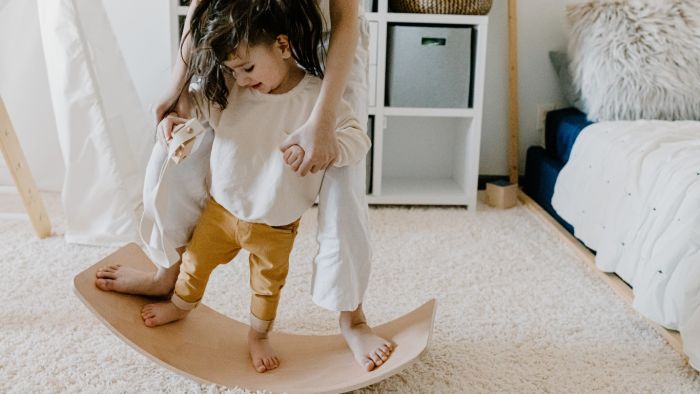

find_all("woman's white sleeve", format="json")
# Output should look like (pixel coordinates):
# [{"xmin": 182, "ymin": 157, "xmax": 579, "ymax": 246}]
[{"xmin": 334, "ymin": 99, "xmax": 371, "ymax": 167}]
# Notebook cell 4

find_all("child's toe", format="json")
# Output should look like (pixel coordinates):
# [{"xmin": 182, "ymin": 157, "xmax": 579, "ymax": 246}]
[{"xmin": 254, "ymin": 360, "xmax": 266, "ymax": 373}]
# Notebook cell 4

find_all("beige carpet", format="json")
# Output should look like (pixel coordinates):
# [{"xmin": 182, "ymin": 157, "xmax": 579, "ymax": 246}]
[{"xmin": 1, "ymin": 192, "xmax": 699, "ymax": 393}]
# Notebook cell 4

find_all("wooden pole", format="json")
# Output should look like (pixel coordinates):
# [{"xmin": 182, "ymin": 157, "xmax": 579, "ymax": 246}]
[
  {"xmin": 0, "ymin": 96, "xmax": 52, "ymax": 238},
  {"xmin": 507, "ymin": 0, "xmax": 520, "ymax": 185}
]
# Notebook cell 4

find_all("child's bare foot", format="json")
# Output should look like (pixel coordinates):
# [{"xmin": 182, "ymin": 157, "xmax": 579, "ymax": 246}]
[
  {"xmin": 248, "ymin": 328, "xmax": 280, "ymax": 373},
  {"xmin": 95, "ymin": 264, "xmax": 176, "ymax": 297},
  {"xmin": 140, "ymin": 302, "xmax": 190, "ymax": 327},
  {"xmin": 340, "ymin": 306, "xmax": 394, "ymax": 371}
]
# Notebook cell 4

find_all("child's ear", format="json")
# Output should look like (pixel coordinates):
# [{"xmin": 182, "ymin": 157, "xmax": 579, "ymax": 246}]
[{"xmin": 276, "ymin": 35, "xmax": 292, "ymax": 59}]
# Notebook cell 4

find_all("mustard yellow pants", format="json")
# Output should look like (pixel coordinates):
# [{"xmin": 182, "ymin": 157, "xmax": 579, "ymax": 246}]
[{"xmin": 171, "ymin": 198, "xmax": 299, "ymax": 330}]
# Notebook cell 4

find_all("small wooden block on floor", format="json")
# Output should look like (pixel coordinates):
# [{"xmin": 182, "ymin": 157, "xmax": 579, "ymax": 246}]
[
  {"xmin": 73, "ymin": 243, "xmax": 436, "ymax": 394},
  {"xmin": 486, "ymin": 181, "xmax": 518, "ymax": 209}
]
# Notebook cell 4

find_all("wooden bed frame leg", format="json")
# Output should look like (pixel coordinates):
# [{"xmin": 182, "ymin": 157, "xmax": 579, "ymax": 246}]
[
  {"xmin": 508, "ymin": 0, "xmax": 520, "ymax": 185},
  {"xmin": 0, "ymin": 96, "xmax": 52, "ymax": 238}
]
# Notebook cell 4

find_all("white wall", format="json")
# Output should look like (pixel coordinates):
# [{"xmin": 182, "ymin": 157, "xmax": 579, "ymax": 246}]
[
  {"xmin": 480, "ymin": 0, "xmax": 570, "ymax": 175},
  {"xmin": 101, "ymin": 0, "xmax": 173, "ymax": 116},
  {"xmin": 1, "ymin": 0, "xmax": 573, "ymax": 192},
  {"xmin": 0, "ymin": 0, "xmax": 172, "ymax": 192},
  {"xmin": 0, "ymin": 0, "xmax": 62, "ymax": 191}
]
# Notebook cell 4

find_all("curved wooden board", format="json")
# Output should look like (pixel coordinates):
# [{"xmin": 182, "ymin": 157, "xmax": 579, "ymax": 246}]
[{"xmin": 73, "ymin": 243, "xmax": 436, "ymax": 394}]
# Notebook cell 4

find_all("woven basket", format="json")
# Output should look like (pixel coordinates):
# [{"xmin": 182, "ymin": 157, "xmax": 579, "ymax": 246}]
[{"xmin": 389, "ymin": 0, "xmax": 492, "ymax": 15}]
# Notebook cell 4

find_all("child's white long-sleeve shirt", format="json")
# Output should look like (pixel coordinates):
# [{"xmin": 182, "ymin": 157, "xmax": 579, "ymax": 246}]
[{"xmin": 205, "ymin": 74, "xmax": 370, "ymax": 226}]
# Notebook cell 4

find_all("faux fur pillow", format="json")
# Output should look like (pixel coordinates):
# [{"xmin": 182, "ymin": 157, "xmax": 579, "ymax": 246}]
[{"xmin": 567, "ymin": 0, "xmax": 700, "ymax": 121}]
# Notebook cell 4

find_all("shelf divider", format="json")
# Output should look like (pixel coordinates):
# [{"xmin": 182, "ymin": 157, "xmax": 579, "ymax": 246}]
[{"xmin": 384, "ymin": 107, "xmax": 475, "ymax": 118}]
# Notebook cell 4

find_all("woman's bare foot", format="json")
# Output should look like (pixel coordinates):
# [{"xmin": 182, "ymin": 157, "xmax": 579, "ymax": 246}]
[
  {"xmin": 340, "ymin": 305, "xmax": 394, "ymax": 371},
  {"xmin": 141, "ymin": 302, "xmax": 190, "ymax": 327},
  {"xmin": 95, "ymin": 263, "xmax": 179, "ymax": 297},
  {"xmin": 248, "ymin": 328, "xmax": 280, "ymax": 373}
]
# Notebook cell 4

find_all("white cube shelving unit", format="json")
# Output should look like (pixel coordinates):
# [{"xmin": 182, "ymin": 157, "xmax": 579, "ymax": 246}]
[
  {"xmin": 366, "ymin": 1, "xmax": 488, "ymax": 209},
  {"xmin": 171, "ymin": 0, "xmax": 488, "ymax": 209}
]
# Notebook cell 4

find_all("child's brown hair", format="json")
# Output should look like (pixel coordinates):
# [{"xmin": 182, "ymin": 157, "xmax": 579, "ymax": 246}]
[{"xmin": 182, "ymin": 0, "xmax": 325, "ymax": 110}]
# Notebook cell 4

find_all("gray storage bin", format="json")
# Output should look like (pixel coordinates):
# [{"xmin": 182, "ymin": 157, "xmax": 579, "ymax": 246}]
[{"xmin": 386, "ymin": 25, "xmax": 472, "ymax": 108}]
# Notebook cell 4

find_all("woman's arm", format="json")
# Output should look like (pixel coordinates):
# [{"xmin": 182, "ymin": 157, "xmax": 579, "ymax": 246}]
[
  {"xmin": 281, "ymin": 0, "xmax": 361, "ymax": 176},
  {"xmin": 316, "ymin": 0, "xmax": 360, "ymax": 130},
  {"xmin": 153, "ymin": 0, "xmax": 201, "ymax": 125},
  {"xmin": 333, "ymin": 99, "xmax": 371, "ymax": 167}
]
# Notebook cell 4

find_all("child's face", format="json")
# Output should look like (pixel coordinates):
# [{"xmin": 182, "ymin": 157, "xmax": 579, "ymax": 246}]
[{"xmin": 224, "ymin": 35, "xmax": 295, "ymax": 94}]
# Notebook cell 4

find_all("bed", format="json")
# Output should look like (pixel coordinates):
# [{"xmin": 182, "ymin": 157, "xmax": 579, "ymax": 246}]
[{"xmin": 524, "ymin": 109, "xmax": 700, "ymax": 370}]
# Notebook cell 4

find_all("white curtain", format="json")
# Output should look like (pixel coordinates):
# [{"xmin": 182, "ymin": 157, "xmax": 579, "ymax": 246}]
[{"xmin": 37, "ymin": 0, "xmax": 152, "ymax": 245}]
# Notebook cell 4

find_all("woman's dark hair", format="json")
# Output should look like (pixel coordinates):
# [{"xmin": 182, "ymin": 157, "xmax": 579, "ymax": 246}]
[{"xmin": 181, "ymin": 0, "xmax": 325, "ymax": 110}]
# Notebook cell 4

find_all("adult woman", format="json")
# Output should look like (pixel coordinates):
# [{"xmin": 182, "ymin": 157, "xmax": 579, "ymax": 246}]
[{"xmin": 96, "ymin": 0, "xmax": 391, "ymax": 371}]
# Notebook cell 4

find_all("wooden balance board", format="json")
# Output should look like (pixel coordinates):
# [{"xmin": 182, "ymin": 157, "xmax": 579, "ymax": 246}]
[{"xmin": 73, "ymin": 243, "xmax": 436, "ymax": 393}]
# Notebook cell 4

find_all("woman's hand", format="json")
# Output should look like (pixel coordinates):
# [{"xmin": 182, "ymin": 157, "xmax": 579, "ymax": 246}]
[
  {"xmin": 280, "ymin": 112, "xmax": 338, "ymax": 176},
  {"xmin": 157, "ymin": 112, "xmax": 188, "ymax": 142}
]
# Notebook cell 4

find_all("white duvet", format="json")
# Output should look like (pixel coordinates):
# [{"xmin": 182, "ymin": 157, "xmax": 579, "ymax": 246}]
[{"xmin": 552, "ymin": 120, "xmax": 700, "ymax": 369}]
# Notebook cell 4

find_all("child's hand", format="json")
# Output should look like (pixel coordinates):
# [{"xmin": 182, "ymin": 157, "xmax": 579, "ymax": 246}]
[
  {"xmin": 282, "ymin": 145, "xmax": 305, "ymax": 173},
  {"xmin": 157, "ymin": 112, "xmax": 188, "ymax": 142}
]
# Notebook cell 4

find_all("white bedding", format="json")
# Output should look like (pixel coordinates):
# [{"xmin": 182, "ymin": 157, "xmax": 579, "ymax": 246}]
[{"xmin": 552, "ymin": 120, "xmax": 700, "ymax": 369}]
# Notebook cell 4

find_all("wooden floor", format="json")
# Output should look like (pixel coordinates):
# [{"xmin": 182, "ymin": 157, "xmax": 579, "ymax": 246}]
[{"xmin": 518, "ymin": 191, "xmax": 686, "ymax": 361}]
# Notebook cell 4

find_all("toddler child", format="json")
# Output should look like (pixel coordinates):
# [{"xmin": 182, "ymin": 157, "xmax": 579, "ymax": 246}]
[{"xmin": 139, "ymin": 0, "xmax": 370, "ymax": 373}]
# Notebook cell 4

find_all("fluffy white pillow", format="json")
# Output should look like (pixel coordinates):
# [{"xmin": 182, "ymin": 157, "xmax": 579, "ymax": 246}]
[{"xmin": 567, "ymin": 0, "xmax": 700, "ymax": 121}]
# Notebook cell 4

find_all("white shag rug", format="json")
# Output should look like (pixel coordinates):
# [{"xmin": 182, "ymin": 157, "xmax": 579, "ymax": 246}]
[{"xmin": 1, "ymin": 193, "xmax": 699, "ymax": 393}]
